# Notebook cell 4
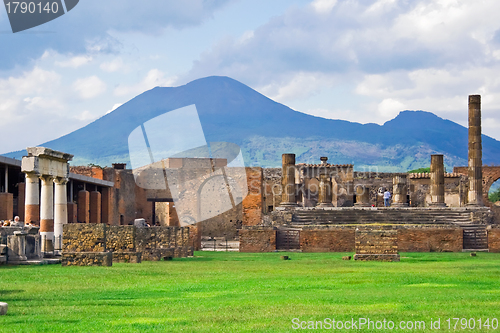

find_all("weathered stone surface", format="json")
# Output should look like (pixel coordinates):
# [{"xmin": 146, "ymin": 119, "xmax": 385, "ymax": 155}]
[
  {"xmin": 61, "ymin": 252, "xmax": 112, "ymax": 266},
  {"xmin": 0, "ymin": 302, "xmax": 7, "ymax": 315},
  {"xmin": 63, "ymin": 224, "xmax": 106, "ymax": 252},
  {"xmin": 106, "ymin": 225, "xmax": 135, "ymax": 252},
  {"xmin": 112, "ymin": 252, "xmax": 142, "ymax": 263},
  {"xmin": 239, "ymin": 227, "xmax": 276, "ymax": 252}
]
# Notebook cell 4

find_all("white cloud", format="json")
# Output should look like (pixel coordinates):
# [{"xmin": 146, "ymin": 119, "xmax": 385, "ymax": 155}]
[
  {"xmin": 311, "ymin": 0, "xmax": 337, "ymax": 14},
  {"xmin": 73, "ymin": 76, "xmax": 107, "ymax": 99},
  {"xmin": 100, "ymin": 58, "xmax": 125, "ymax": 72},
  {"xmin": 56, "ymin": 56, "xmax": 93, "ymax": 68},
  {"xmin": 106, "ymin": 103, "xmax": 123, "ymax": 114},
  {"xmin": 114, "ymin": 69, "xmax": 177, "ymax": 96},
  {"xmin": 377, "ymin": 98, "xmax": 406, "ymax": 119}
]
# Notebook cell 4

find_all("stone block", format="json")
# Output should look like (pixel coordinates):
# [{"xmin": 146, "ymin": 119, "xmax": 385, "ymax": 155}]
[
  {"xmin": 0, "ymin": 302, "xmax": 7, "ymax": 315},
  {"xmin": 141, "ymin": 248, "xmax": 174, "ymax": 261},
  {"xmin": 61, "ymin": 252, "xmax": 112, "ymax": 266}
]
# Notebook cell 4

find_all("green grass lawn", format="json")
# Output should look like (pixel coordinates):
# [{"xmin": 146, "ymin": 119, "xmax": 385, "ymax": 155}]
[{"xmin": 1, "ymin": 252, "xmax": 500, "ymax": 332}]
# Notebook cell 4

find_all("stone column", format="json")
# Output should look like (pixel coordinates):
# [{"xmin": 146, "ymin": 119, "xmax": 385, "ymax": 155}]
[
  {"xmin": 281, "ymin": 154, "xmax": 297, "ymax": 207},
  {"xmin": 24, "ymin": 172, "xmax": 40, "ymax": 225},
  {"xmin": 392, "ymin": 175, "xmax": 408, "ymax": 207},
  {"xmin": 40, "ymin": 175, "xmax": 54, "ymax": 254},
  {"xmin": 318, "ymin": 174, "xmax": 333, "ymax": 207},
  {"xmin": 354, "ymin": 185, "xmax": 371, "ymax": 207},
  {"xmin": 468, "ymin": 95, "xmax": 483, "ymax": 206},
  {"xmin": 7, "ymin": 231, "xmax": 27, "ymax": 262},
  {"xmin": 90, "ymin": 191, "xmax": 102, "ymax": 224},
  {"xmin": 54, "ymin": 177, "xmax": 68, "ymax": 251},
  {"xmin": 430, "ymin": 154, "xmax": 446, "ymax": 207}
]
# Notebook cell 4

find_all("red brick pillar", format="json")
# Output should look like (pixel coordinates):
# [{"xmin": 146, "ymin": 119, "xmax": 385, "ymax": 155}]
[
  {"xmin": 0, "ymin": 193, "xmax": 13, "ymax": 220},
  {"xmin": 101, "ymin": 187, "xmax": 111, "ymax": 225},
  {"xmin": 90, "ymin": 191, "xmax": 101, "ymax": 224},
  {"xmin": 67, "ymin": 203, "xmax": 77, "ymax": 223},
  {"xmin": 78, "ymin": 190, "xmax": 89, "ymax": 223}
]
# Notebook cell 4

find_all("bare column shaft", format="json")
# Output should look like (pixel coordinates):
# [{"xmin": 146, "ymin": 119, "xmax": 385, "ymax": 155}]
[
  {"xmin": 430, "ymin": 154, "xmax": 446, "ymax": 207},
  {"xmin": 281, "ymin": 154, "xmax": 297, "ymax": 206},
  {"xmin": 468, "ymin": 95, "xmax": 483, "ymax": 206}
]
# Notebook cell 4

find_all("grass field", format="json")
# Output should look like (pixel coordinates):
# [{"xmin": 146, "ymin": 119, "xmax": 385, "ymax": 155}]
[{"xmin": 1, "ymin": 252, "xmax": 500, "ymax": 332}]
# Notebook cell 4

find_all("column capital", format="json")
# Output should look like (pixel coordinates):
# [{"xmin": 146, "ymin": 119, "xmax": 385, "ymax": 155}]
[
  {"xmin": 39, "ymin": 175, "xmax": 54, "ymax": 184},
  {"xmin": 25, "ymin": 171, "xmax": 40, "ymax": 179},
  {"xmin": 54, "ymin": 177, "xmax": 69, "ymax": 185}
]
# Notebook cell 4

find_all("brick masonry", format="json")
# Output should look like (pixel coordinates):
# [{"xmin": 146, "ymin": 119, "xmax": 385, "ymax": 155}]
[
  {"xmin": 300, "ymin": 227, "xmax": 355, "ymax": 252},
  {"xmin": 239, "ymin": 227, "xmax": 276, "ymax": 252},
  {"xmin": 397, "ymin": 226, "xmax": 463, "ymax": 252},
  {"xmin": 488, "ymin": 226, "xmax": 500, "ymax": 252}
]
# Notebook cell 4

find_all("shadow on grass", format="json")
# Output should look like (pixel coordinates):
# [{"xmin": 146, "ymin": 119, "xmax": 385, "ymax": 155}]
[{"xmin": 0, "ymin": 289, "xmax": 24, "ymax": 295}]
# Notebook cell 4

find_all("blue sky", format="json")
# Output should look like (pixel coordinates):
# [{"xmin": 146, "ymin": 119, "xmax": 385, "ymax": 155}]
[{"xmin": 1, "ymin": 0, "xmax": 500, "ymax": 154}]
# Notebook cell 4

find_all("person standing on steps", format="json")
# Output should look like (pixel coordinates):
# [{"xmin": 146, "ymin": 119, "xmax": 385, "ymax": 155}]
[{"xmin": 384, "ymin": 189, "xmax": 392, "ymax": 207}]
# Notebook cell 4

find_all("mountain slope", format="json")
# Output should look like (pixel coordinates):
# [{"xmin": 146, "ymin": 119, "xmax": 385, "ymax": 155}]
[{"xmin": 4, "ymin": 76, "xmax": 500, "ymax": 170}]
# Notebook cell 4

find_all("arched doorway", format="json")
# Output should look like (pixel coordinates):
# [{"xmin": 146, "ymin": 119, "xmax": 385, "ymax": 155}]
[{"xmin": 489, "ymin": 179, "xmax": 500, "ymax": 204}]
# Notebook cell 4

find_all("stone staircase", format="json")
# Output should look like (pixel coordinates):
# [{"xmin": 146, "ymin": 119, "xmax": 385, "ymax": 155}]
[{"xmin": 290, "ymin": 208, "xmax": 475, "ymax": 226}]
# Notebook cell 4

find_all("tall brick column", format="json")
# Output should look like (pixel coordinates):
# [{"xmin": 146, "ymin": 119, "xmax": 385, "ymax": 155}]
[
  {"xmin": 24, "ymin": 172, "xmax": 40, "ymax": 225},
  {"xmin": 468, "ymin": 95, "xmax": 483, "ymax": 206},
  {"xmin": 78, "ymin": 190, "xmax": 90, "ymax": 223},
  {"xmin": 54, "ymin": 177, "xmax": 68, "ymax": 250},
  {"xmin": 430, "ymin": 154, "xmax": 446, "ymax": 207},
  {"xmin": 281, "ymin": 154, "xmax": 297, "ymax": 207},
  {"xmin": 40, "ymin": 175, "xmax": 54, "ymax": 253},
  {"xmin": 392, "ymin": 175, "xmax": 408, "ymax": 207},
  {"xmin": 90, "ymin": 191, "xmax": 102, "ymax": 224},
  {"xmin": 318, "ymin": 174, "xmax": 333, "ymax": 207}
]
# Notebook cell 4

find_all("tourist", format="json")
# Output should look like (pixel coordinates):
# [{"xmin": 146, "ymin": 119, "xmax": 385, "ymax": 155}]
[
  {"xmin": 384, "ymin": 189, "xmax": 391, "ymax": 207},
  {"xmin": 12, "ymin": 216, "xmax": 22, "ymax": 227}
]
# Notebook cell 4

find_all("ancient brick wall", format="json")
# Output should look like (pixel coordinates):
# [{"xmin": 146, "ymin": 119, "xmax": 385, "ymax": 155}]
[
  {"xmin": 397, "ymin": 226, "xmax": 463, "ymax": 252},
  {"xmin": 70, "ymin": 166, "xmax": 104, "ymax": 180},
  {"xmin": 239, "ymin": 227, "xmax": 276, "ymax": 252},
  {"xmin": 488, "ymin": 226, "xmax": 500, "ymax": 252},
  {"xmin": 62, "ymin": 252, "xmax": 112, "ymax": 266},
  {"xmin": 300, "ymin": 227, "xmax": 355, "ymax": 252}
]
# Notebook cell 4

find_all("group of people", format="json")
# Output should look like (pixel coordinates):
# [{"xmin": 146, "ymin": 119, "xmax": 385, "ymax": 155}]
[{"xmin": 1, "ymin": 216, "xmax": 34, "ymax": 227}]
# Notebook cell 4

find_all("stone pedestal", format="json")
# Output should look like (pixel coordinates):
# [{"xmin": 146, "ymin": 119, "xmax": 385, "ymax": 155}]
[
  {"xmin": 0, "ymin": 302, "xmax": 7, "ymax": 316},
  {"xmin": 392, "ymin": 175, "xmax": 408, "ymax": 207},
  {"xmin": 468, "ymin": 95, "xmax": 483, "ymax": 206},
  {"xmin": 318, "ymin": 174, "xmax": 333, "ymax": 207},
  {"xmin": 281, "ymin": 154, "xmax": 297, "ymax": 207},
  {"xmin": 354, "ymin": 185, "xmax": 371, "ymax": 207},
  {"xmin": 354, "ymin": 226, "xmax": 400, "ymax": 262},
  {"xmin": 430, "ymin": 155, "xmax": 446, "ymax": 207},
  {"xmin": 7, "ymin": 231, "xmax": 27, "ymax": 261}
]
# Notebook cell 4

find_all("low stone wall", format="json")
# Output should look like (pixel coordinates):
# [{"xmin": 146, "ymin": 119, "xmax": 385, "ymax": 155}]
[
  {"xmin": 397, "ymin": 226, "xmax": 463, "ymax": 252},
  {"xmin": 239, "ymin": 226, "xmax": 276, "ymax": 252},
  {"xmin": 63, "ymin": 224, "xmax": 191, "ymax": 265},
  {"xmin": 300, "ymin": 226, "xmax": 355, "ymax": 252},
  {"xmin": 62, "ymin": 252, "xmax": 112, "ymax": 266},
  {"xmin": 488, "ymin": 226, "xmax": 500, "ymax": 253}
]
